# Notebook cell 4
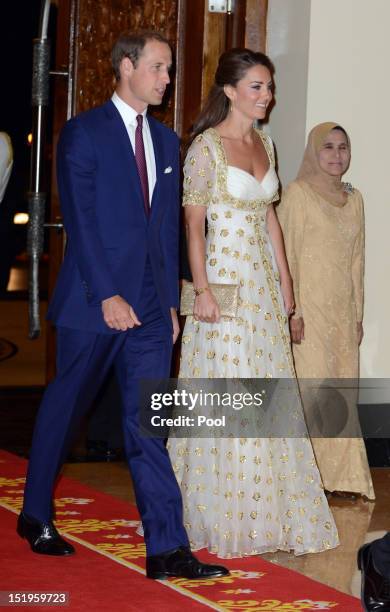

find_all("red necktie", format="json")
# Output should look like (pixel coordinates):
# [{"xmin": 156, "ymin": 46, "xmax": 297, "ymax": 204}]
[{"xmin": 135, "ymin": 114, "xmax": 150, "ymax": 217}]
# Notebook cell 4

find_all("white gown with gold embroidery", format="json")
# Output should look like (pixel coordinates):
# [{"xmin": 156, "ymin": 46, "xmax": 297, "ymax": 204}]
[{"xmin": 168, "ymin": 128, "xmax": 339, "ymax": 558}]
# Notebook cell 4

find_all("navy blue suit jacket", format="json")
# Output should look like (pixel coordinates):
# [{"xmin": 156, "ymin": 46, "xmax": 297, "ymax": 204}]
[{"xmin": 47, "ymin": 100, "xmax": 180, "ymax": 334}]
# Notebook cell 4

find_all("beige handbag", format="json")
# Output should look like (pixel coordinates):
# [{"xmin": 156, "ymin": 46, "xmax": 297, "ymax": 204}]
[{"xmin": 180, "ymin": 281, "xmax": 239, "ymax": 318}]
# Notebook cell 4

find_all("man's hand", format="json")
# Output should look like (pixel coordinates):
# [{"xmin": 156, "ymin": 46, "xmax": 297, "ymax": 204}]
[
  {"xmin": 171, "ymin": 308, "xmax": 180, "ymax": 344},
  {"xmin": 290, "ymin": 316, "xmax": 305, "ymax": 344},
  {"xmin": 102, "ymin": 295, "xmax": 141, "ymax": 331}
]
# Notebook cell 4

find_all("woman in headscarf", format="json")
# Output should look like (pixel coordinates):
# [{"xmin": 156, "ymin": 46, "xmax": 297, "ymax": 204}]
[{"xmin": 278, "ymin": 122, "xmax": 374, "ymax": 499}]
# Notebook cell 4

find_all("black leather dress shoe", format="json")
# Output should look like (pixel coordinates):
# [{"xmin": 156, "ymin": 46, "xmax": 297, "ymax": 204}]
[
  {"xmin": 146, "ymin": 546, "xmax": 229, "ymax": 580},
  {"xmin": 358, "ymin": 543, "xmax": 390, "ymax": 610},
  {"xmin": 17, "ymin": 512, "xmax": 75, "ymax": 556}
]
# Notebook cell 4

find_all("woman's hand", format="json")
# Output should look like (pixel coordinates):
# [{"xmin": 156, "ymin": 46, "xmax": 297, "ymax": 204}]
[
  {"xmin": 290, "ymin": 316, "xmax": 305, "ymax": 344},
  {"xmin": 280, "ymin": 275, "xmax": 295, "ymax": 317},
  {"xmin": 357, "ymin": 321, "xmax": 363, "ymax": 345},
  {"xmin": 193, "ymin": 290, "xmax": 220, "ymax": 323}
]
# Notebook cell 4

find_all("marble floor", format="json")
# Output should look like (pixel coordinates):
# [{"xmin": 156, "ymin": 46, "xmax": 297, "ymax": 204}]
[{"xmin": 0, "ymin": 299, "xmax": 47, "ymax": 387}]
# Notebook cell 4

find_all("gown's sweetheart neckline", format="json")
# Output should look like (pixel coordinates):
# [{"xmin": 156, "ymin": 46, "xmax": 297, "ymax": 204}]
[
  {"xmin": 227, "ymin": 164, "xmax": 272, "ymax": 187},
  {"xmin": 209, "ymin": 127, "xmax": 272, "ymax": 185}
]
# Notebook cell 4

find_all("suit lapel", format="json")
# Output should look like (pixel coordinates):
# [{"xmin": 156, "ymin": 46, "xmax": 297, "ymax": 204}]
[{"xmin": 148, "ymin": 116, "xmax": 163, "ymax": 217}]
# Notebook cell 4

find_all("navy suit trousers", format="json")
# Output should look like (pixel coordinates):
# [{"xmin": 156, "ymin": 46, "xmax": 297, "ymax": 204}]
[{"xmin": 23, "ymin": 262, "xmax": 189, "ymax": 556}]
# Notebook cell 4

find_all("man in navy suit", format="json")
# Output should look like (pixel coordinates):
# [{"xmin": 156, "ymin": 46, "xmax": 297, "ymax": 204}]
[{"xmin": 17, "ymin": 31, "xmax": 228, "ymax": 580}]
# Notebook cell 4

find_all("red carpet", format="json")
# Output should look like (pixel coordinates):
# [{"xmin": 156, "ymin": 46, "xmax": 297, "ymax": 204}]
[{"xmin": 0, "ymin": 450, "xmax": 361, "ymax": 611}]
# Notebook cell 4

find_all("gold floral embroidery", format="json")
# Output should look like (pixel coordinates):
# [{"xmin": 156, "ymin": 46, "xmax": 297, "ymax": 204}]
[
  {"xmin": 255, "ymin": 227, "xmax": 295, "ymax": 374},
  {"xmin": 183, "ymin": 189, "xmax": 210, "ymax": 207},
  {"xmin": 206, "ymin": 127, "xmax": 279, "ymax": 211}
]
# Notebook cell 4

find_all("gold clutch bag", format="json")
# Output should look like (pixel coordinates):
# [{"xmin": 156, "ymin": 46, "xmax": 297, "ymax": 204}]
[{"xmin": 180, "ymin": 281, "xmax": 239, "ymax": 318}]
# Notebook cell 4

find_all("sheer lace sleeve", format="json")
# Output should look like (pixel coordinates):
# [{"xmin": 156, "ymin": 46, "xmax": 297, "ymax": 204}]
[{"xmin": 182, "ymin": 133, "xmax": 217, "ymax": 207}]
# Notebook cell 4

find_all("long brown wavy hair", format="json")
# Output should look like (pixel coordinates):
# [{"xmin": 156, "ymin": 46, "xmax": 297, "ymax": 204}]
[{"xmin": 189, "ymin": 48, "xmax": 274, "ymax": 145}]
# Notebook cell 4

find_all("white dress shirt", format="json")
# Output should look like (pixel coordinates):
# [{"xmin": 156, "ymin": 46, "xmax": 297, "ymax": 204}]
[{"xmin": 111, "ymin": 92, "xmax": 156, "ymax": 203}]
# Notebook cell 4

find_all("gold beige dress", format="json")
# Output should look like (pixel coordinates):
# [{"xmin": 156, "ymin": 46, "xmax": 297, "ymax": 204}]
[
  {"xmin": 278, "ymin": 180, "xmax": 374, "ymax": 499},
  {"xmin": 168, "ymin": 128, "xmax": 339, "ymax": 558}
]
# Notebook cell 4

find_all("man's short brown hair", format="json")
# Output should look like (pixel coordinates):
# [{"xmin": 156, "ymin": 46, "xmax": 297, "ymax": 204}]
[{"xmin": 111, "ymin": 31, "xmax": 170, "ymax": 81}]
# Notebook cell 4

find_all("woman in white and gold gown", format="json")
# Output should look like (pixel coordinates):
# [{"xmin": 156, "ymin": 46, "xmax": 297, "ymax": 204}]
[{"xmin": 168, "ymin": 49, "xmax": 339, "ymax": 558}]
